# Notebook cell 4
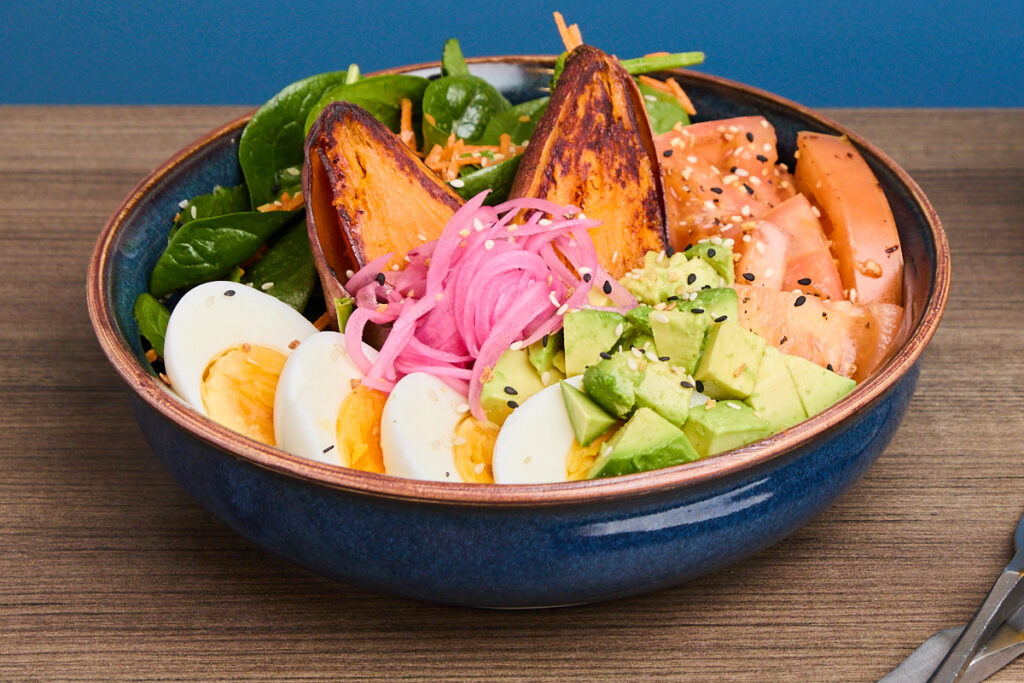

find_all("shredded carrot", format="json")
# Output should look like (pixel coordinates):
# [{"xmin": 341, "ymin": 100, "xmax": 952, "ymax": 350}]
[
  {"xmin": 145, "ymin": 349, "xmax": 158, "ymax": 363},
  {"xmin": 553, "ymin": 12, "xmax": 583, "ymax": 51},
  {"xmin": 422, "ymin": 131, "xmax": 526, "ymax": 181},
  {"xmin": 637, "ymin": 75, "xmax": 674, "ymax": 94},
  {"xmin": 257, "ymin": 190, "xmax": 304, "ymax": 213},
  {"xmin": 398, "ymin": 98, "xmax": 416, "ymax": 151},
  {"xmin": 313, "ymin": 312, "xmax": 331, "ymax": 331},
  {"xmin": 569, "ymin": 23, "xmax": 583, "ymax": 48},
  {"xmin": 665, "ymin": 77, "xmax": 697, "ymax": 116}
]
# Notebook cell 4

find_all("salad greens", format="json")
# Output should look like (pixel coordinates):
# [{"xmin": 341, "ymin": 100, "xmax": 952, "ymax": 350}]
[{"xmin": 135, "ymin": 35, "xmax": 705, "ymax": 365}]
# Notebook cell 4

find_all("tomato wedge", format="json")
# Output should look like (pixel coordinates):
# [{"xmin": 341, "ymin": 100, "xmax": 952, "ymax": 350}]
[
  {"xmin": 794, "ymin": 132, "xmax": 903, "ymax": 305},
  {"xmin": 761, "ymin": 194, "xmax": 845, "ymax": 300}
]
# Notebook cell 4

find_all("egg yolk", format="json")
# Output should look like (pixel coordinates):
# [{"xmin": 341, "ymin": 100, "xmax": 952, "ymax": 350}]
[
  {"xmin": 453, "ymin": 416, "xmax": 499, "ymax": 483},
  {"xmin": 566, "ymin": 430, "xmax": 615, "ymax": 481},
  {"xmin": 336, "ymin": 383, "xmax": 388, "ymax": 473},
  {"xmin": 201, "ymin": 344, "xmax": 287, "ymax": 446}
]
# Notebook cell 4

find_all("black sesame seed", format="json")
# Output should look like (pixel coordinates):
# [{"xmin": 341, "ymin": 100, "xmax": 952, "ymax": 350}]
[
  {"xmin": 714, "ymin": 315, "xmax": 728, "ymax": 323},
  {"xmin": 709, "ymin": 187, "xmax": 723, "ymax": 194},
  {"xmin": 602, "ymin": 281, "xmax": 612, "ymax": 295},
  {"xmin": 742, "ymin": 272, "xmax": 755, "ymax": 282},
  {"xmin": 701, "ymin": 284, "xmax": 711, "ymax": 290},
  {"xmin": 322, "ymin": 444, "xmax": 335, "ymax": 453},
  {"xmin": 375, "ymin": 273, "xmax": 386, "ymax": 285},
  {"xmin": 665, "ymin": 246, "xmax": 675, "ymax": 257},
  {"xmin": 659, "ymin": 356, "xmax": 670, "ymax": 362},
  {"xmin": 507, "ymin": 399, "xmax": 519, "ymax": 409},
  {"xmin": 224, "ymin": 289, "xmax": 236, "ymax": 297},
  {"xmin": 680, "ymin": 381, "xmax": 694, "ymax": 389},
  {"xmin": 745, "ymin": 132, "xmax": 755, "ymax": 142},
  {"xmin": 707, "ymin": 248, "xmax": 716, "ymax": 257},
  {"xmin": 503, "ymin": 386, "xmax": 518, "ymax": 396},
  {"xmin": 542, "ymin": 334, "xmax": 549, "ymax": 348},
  {"xmin": 780, "ymin": 336, "xmax": 788, "ymax": 345},
  {"xmin": 683, "ymin": 243, "xmax": 693, "ymax": 252},
  {"xmin": 797, "ymin": 277, "xmax": 812, "ymax": 286},
  {"xmin": 827, "ymin": 364, "xmax": 834, "ymax": 372},
  {"xmin": 794, "ymin": 295, "xmax": 807, "ymax": 307},
  {"xmin": 686, "ymin": 273, "xmax": 697, "ymax": 285},
  {"xmin": 756, "ymin": 154, "xmax": 768, "ymax": 163},
  {"xmin": 730, "ymin": 166, "xmax": 738, "ymax": 174},
  {"xmin": 599, "ymin": 351, "xmax": 612, "ymax": 360},
  {"xmin": 663, "ymin": 149, "xmax": 673, "ymax": 157},
  {"xmin": 583, "ymin": 272, "xmax": 592, "ymax": 282},
  {"xmin": 742, "ymin": 183, "xmax": 754, "ymax": 195},
  {"xmin": 666, "ymin": 295, "xmax": 679, "ymax": 301},
  {"xmin": 695, "ymin": 380, "xmax": 705, "ymax": 393},
  {"xmin": 886, "ymin": 245, "xmax": 900, "ymax": 254},
  {"xmin": 690, "ymin": 307, "xmax": 705, "ymax": 314}
]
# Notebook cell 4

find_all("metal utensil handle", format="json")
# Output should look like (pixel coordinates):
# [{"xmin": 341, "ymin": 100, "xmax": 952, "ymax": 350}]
[{"xmin": 928, "ymin": 568, "xmax": 1024, "ymax": 682}]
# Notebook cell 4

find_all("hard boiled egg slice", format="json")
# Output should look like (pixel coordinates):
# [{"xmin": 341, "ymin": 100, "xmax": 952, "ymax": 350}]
[
  {"xmin": 380, "ymin": 372, "xmax": 468, "ymax": 482},
  {"xmin": 163, "ymin": 281, "xmax": 317, "ymax": 445},
  {"xmin": 273, "ymin": 331, "xmax": 385, "ymax": 469},
  {"xmin": 492, "ymin": 376, "xmax": 612, "ymax": 484}
]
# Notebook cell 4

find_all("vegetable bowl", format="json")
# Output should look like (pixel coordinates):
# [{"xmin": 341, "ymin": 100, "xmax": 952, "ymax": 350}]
[{"xmin": 87, "ymin": 54, "xmax": 948, "ymax": 607}]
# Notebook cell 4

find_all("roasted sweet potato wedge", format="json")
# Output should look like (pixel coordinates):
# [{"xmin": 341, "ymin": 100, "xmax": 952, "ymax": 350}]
[
  {"xmin": 304, "ymin": 102, "xmax": 464, "ymax": 318},
  {"xmin": 508, "ymin": 45, "xmax": 667, "ymax": 278}
]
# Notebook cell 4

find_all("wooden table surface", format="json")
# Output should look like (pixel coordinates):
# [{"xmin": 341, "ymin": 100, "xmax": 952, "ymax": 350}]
[{"xmin": 2, "ymin": 106, "xmax": 1023, "ymax": 681}]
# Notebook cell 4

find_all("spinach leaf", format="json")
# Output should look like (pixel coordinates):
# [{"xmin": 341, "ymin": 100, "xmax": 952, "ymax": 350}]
[
  {"xmin": 478, "ymin": 96, "xmax": 548, "ymax": 146},
  {"xmin": 451, "ymin": 155, "xmax": 521, "ymax": 205},
  {"xmin": 241, "ymin": 219, "xmax": 316, "ymax": 312},
  {"xmin": 239, "ymin": 70, "xmax": 349, "ymax": 207},
  {"xmin": 441, "ymin": 38, "xmax": 470, "ymax": 77},
  {"xmin": 304, "ymin": 74, "xmax": 429, "ymax": 137},
  {"xmin": 133, "ymin": 293, "xmax": 170, "ymax": 358},
  {"xmin": 149, "ymin": 210, "xmax": 299, "ymax": 297},
  {"xmin": 636, "ymin": 81, "xmax": 690, "ymax": 134},
  {"xmin": 171, "ymin": 184, "xmax": 250, "ymax": 238},
  {"xmin": 421, "ymin": 75, "xmax": 510, "ymax": 150}
]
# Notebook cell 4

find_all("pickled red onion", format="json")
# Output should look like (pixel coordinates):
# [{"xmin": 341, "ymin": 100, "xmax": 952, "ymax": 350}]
[{"xmin": 343, "ymin": 191, "xmax": 635, "ymax": 421}]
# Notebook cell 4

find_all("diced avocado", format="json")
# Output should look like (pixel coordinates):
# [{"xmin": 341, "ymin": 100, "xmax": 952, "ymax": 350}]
[
  {"xmin": 683, "ymin": 400, "xmax": 773, "ymax": 458},
  {"xmin": 586, "ymin": 286, "xmax": 615, "ymax": 307},
  {"xmin": 587, "ymin": 407, "xmax": 700, "ymax": 478},
  {"xmin": 563, "ymin": 309, "xmax": 628, "ymax": 377},
  {"xmin": 746, "ymin": 345, "xmax": 806, "ymax": 433},
  {"xmin": 783, "ymin": 353, "xmax": 857, "ymax": 416},
  {"xmin": 683, "ymin": 242, "xmax": 735, "ymax": 284},
  {"xmin": 620, "ymin": 250, "xmax": 721, "ymax": 304},
  {"xmin": 528, "ymin": 330, "xmax": 563, "ymax": 377},
  {"xmin": 634, "ymin": 362, "xmax": 693, "ymax": 427},
  {"xmin": 480, "ymin": 348, "xmax": 545, "ymax": 425},
  {"xmin": 582, "ymin": 350, "xmax": 645, "ymax": 419},
  {"xmin": 693, "ymin": 320, "xmax": 766, "ymax": 400},
  {"xmin": 552, "ymin": 349, "xmax": 566, "ymax": 375},
  {"xmin": 625, "ymin": 305, "xmax": 653, "ymax": 336},
  {"xmin": 690, "ymin": 287, "xmax": 738, "ymax": 323},
  {"xmin": 650, "ymin": 307, "xmax": 711, "ymax": 374},
  {"xmin": 560, "ymin": 381, "xmax": 617, "ymax": 446}
]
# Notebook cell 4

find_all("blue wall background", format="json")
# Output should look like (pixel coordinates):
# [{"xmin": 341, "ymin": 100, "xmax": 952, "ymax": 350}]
[{"xmin": 3, "ymin": 1, "xmax": 1020, "ymax": 107}]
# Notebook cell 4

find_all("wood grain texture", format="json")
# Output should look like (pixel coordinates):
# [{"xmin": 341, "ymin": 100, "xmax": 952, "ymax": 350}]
[{"xmin": 1, "ymin": 106, "xmax": 1023, "ymax": 682}]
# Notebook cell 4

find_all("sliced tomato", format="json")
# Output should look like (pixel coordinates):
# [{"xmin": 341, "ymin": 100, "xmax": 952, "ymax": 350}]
[
  {"xmin": 761, "ymin": 194, "xmax": 845, "ymax": 301},
  {"xmin": 734, "ymin": 284, "xmax": 903, "ymax": 381},
  {"xmin": 734, "ymin": 220, "xmax": 789, "ymax": 290},
  {"xmin": 794, "ymin": 132, "xmax": 903, "ymax": 305},
  {"xmin": 656, "ymin": 116, "xmax": 796, "ymax": 249}
]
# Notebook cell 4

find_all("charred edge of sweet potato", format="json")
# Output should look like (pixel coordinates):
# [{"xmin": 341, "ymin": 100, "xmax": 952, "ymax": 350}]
[
  {"xmin": 509, "ymin": 45, "xmax": 667, "ymax": 262},
  {"xmin": 304, "ymin": 101, "xmax": 463, "ymax": 328}
]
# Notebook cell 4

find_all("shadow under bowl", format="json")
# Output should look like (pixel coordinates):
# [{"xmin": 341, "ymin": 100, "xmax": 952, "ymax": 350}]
[{"xmin": 87, "ymin": 56, "xmax": 949, "ymax": 608}]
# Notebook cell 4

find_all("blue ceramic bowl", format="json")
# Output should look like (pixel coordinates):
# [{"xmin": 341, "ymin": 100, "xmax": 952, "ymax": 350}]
[{"xmin": 87, "ymin": 57, "xmax": 949, "ymax": 608}]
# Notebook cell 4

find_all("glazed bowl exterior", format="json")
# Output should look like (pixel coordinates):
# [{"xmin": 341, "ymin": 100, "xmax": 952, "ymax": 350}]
[{"xmin": 88, "ymin": 57, "xmax": 948, "ymax": 608}]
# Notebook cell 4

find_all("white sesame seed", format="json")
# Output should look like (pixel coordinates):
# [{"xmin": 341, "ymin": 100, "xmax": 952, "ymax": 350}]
[
  {"xmin": 449, "ymin": 178, "xmax": 465, "ymax": 188},
  {"xmin": 614, "ymin": 323, "xmax": 624, "ymax": 337},
  {"xmin": 178, "ymin": 199, "xmax": 189, "ymax": 209},
  {"xmin": 456, "ymin": 403, "xmax": 470, "ymax": 413},
  {"xmin": 416, "ymin": 233, "xmax": 427, "ymax": 241},
  {"xmin": 190, "ymin": 205, "xmax": 197, "ymax": 219},
  {"xmin": 538, "ymin": 218, "xmax": 552, "ymax": 226},
  {"xmin": 686, "ymin": 155, "xmax": 698, "ymax": 163},
  {"xmin": 627, "ymin": 359, "xmax": 639, "ymax": 371},
  {"xmin": 474, "ymin": 463, "xmax": 485, "ymax": 474},
  {"xmin": 484, "ymin": 240, "xmax": 495, "ymax": 250},
  {"xmin": 261, "ymin": 282, "xmax": 274, "ymax": 290},
  {"xmin": 811, "ymin": 205, "xmax": 822, "ymax": 217},
  {"xmin": 727, "ymin": 401, "xmax": 742, "ymax": 410},
  {"xmin": 704, "ymin": 200, "xmax": 716, "ymax": 210},
  {"xmin": 556, "ymin": 304, "xmax": 569, "ymax": 315},
  {"xmin": 548, "ymin": 291, "xmax": 560, "ymax": 307},
  {"xmin": 509, "ymin": 341, "xmax": 524, "ymax": 351},
  {"xmin": 285, "ymin": 166, "xmax": 300, "ymax": 176},
  {"xmin": 651, "ymin": 312, "xmax": 669, "ymax": 324}
]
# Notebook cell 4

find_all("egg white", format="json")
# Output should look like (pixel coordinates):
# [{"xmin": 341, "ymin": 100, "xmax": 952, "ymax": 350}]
[
  {"xmin": 162, "ymin": 281, "xmax": 317, "ymax": 414},
  {"xmin": 379, "ymin": 372, "xmax": 467, "ymax": 482},
  {"xmin": 491, "ymin": 375, "xmax": 584, "ymax": 484},
  {"xmin": 273, "ymin": 331, "xmax": 378, "ymax": 465}
]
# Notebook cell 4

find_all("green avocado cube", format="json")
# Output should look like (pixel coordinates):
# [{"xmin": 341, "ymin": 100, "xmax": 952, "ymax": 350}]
[
  {"xmin": 560, "ymin": 381, "xmax": 617, "ymax": 446},
  {"xmin": 587, "ymin": 407, "xmax": 700, "ymax": 478},
  {"xmin": 683, "ymin": 400, "xmax": 773, "ymax": 458},
  {"xmin": 480, "ymin": 348, "xmax": 545, "ymax": 426},
  {"xmin": 528, "ymin": 330, "xmax": 565, "ymax": 386},
  {"xmin": 563, "ymin": 309, "xmax": 628, "ymax": 377},
  {"xmin": 650, "ymin": 308, "xmax": 711, "ymax": 374},
  {"xmin": 746, "ymin": 345, "xmax": 807, "ymax": 433},
  {"xmin": 783, "ymin": 353, "xmax": 857, "ymax": 416},
  {"xmin": 552, "ymin": 349, "xmax": 566, "ymax": 375},
  {"xmin": 690, "ymin": 287, "xmax": 739, "ymax": 324},
  {"xmin": 683, "ymin": 242, "xmax": 735, "ymax": 284},
  {"xmin": 625, "ymin": 305, "xmax": 653, "ymax": 336},
  {"xmin": 693, "ymin": 320, "xmax": 766, "ymax": 400},
  {"xmin": 582, "ymin": 351, "xmax": 645, "ymax": 419},
  {"xmin": 634, "ymin": 362, "xmax": 693, "ymax": 427}
]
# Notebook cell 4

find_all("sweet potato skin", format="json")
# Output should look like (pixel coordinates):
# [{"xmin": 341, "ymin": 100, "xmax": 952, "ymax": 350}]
[
  {"xmin": 303, "ymin": 102, "xmax": 464, "ymax": 323},
  {"xmin": 508, "ymin": 45, "xmax": 667, "ymax": 278}
]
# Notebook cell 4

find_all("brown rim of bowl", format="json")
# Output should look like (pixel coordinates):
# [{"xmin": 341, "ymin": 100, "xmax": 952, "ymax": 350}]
[{"xmin": 87, "ymin": 55, "xmax": 950, "ymax": 507}]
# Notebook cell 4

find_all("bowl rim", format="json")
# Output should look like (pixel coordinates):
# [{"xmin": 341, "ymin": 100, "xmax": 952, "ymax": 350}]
[{"xmin": 87, "ymin": 54, "xmax": 950, "ymax": 507}]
